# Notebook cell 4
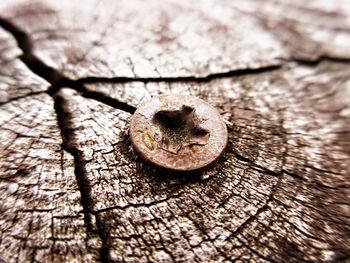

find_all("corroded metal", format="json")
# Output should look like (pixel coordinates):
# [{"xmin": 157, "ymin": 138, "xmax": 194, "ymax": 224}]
[{"xmin": 130, "ymin": 95, "xmax": 227, "ymax": 173}]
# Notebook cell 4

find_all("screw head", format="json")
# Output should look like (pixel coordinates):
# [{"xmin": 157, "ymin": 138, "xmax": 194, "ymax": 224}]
[{"xmin": 130, "ymin": 95, "xmax": 227, "ymax": 173}]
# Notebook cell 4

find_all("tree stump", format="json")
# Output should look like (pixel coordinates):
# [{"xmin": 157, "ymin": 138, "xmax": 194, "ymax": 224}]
[{"xmin": 1, "ymin": 0, "xmax": 350, "ymax": 262}]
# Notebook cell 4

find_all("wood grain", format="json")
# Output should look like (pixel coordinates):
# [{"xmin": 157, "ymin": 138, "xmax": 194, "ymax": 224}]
[{"xmin": 1, "ymin": 0, "xmax": 349, "ymax": 262}]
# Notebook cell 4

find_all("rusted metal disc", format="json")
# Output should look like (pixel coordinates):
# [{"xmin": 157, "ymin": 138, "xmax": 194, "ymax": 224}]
[{"xmin": 130, "ymin": 95, "xmax": 227, "ymax": 173}]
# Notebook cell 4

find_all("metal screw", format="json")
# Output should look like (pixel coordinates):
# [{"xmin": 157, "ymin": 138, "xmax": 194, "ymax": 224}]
[{"xmin": 130, "ymin": 95, "xmax": 227, "ymax": 173}]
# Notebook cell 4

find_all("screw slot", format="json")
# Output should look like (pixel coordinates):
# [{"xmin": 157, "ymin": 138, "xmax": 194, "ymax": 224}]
[{"xmin": 154, "ymin": 105, "xmax": 210, "ymax": 154}]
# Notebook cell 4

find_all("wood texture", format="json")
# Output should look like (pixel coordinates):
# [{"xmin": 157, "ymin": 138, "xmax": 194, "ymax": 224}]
[{"xmin": 0, "ymin": 0, "xmax": 350, "ymax": 262}]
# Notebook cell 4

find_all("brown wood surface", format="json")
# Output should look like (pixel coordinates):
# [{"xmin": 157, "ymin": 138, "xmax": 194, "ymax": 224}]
[{"xmin": 0, "ymin": 0, "xmax": 350, "ymax": 262}]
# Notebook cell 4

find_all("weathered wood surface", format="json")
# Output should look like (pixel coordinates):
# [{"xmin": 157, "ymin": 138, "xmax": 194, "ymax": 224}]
[{"xmin": 0, "ymin": 0, "xmax": 350, "ymax": 262}]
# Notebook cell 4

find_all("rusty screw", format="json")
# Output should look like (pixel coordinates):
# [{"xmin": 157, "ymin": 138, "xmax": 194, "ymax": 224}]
[{"xmin": 130, "ymin": 95, "xmax": 227, "ymax": 173}]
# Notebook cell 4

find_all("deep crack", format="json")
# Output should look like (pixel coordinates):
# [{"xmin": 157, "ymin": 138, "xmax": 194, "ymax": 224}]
[
  {"xmin": 0, "ymin": 17, "xmax": 136, "ymax": 115},
  {"xmin": 75, "ymin": 65, "xmax": 282, "ymax": 84},
  {"xmin": 0, "ymin": 17, "xmax": 64, "ymax": 84},
  {"xmin": 79, "ymin": 88, "xmax": 136, "ymax": 114},
  {"xmin": 285, "ymin": 56, "xmax": 350, "ymax": 66},
  {"xmin": 53, "ymin": 93, "xmax": 110, "ymax": 263}
]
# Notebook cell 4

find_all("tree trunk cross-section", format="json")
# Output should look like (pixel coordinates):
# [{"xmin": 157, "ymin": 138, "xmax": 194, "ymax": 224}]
[{"xmin": 0, "ymin": 0, "xmax": 350, "ymax": 262}]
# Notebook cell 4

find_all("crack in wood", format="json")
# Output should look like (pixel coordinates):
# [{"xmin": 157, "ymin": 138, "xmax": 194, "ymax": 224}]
[
  {"xmin": 0, "ymin": 16, "xmax": 280, "ymax": 93},
  {"xmin": 288, "ymin": 56, "xmax": 350, "ymax": 65},
  {"xmin": 224, "ymin": 176, "xmax": 281, "ymax": 248},
  {"xmin": 80, "ymin": 89, "xmax": 136, "ymax": 114},
  {"xmin": 0, "ymin": 91, "xmax": 46, "ymax": 107},
  {"xmin": 1, "ymin": 16, "xmax": 348, "ymax": 118},
  {"xmin": 52, "ymin": 94, "xmax": 111, "ymax": 263},
  {"xmin": 75, "ymin": 65, "xmax": 281, "ymax": 84},
  {"xmin": 1, "ymin": 8, "xmax": 350, "ymax": 262},
  {"xmin": 0, "ymin": 17, "xmax": 64, "ymax": 84},
  {"xmin": 0, "ymin": 17, "xmax": 136, "ymax": 115},
  {"xmin": 93, "ymin": 192, "xmax": 184, "ymax": 214}
]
